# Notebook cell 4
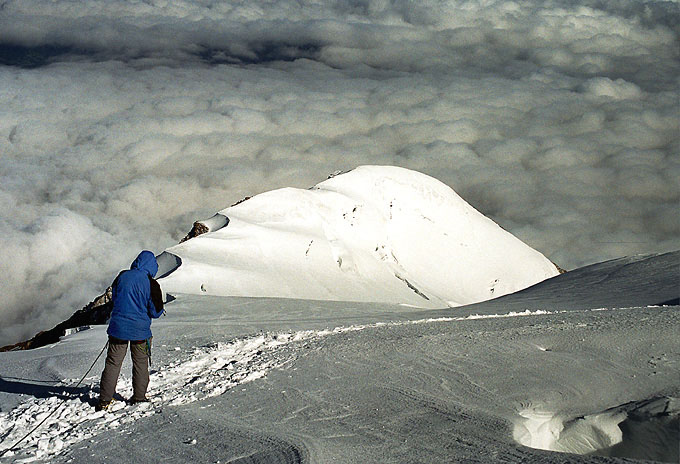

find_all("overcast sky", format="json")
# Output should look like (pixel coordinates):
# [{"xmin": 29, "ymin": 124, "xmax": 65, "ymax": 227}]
[{"xmin": 1, "ymin": 0, "xmax": 678, "ymax": 346}]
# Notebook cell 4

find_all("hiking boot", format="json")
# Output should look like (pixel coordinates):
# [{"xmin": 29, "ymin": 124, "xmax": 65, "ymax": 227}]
[
  {"xmin": 95, "ymin": 399, "xmax": 114, "ymax": 412},
  {"xmin": 128, "ymin": 397, "xmax": 150, "ymax": 405}
]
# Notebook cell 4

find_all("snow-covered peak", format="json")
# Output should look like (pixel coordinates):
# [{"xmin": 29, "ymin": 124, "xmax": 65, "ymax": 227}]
[{"xmin": 159, "ymin": 166, "xmax": 560, "ymax": 307}]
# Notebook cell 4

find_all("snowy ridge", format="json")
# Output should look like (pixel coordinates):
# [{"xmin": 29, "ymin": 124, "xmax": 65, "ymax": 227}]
[{"xmin": 160, "ymin": 166, "xmax": 559, "ymax": 307}]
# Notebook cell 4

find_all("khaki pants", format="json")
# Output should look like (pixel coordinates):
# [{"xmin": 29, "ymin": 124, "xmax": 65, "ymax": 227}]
[{"xmin": 99, "ymin": 336, "xmax": 151, "ymax": 403}]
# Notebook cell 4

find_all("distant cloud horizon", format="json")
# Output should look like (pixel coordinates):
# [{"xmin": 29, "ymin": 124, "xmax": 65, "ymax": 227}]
[{"xmin": 1, "ymin": 0, "xmax": 678, "ymax": 346}]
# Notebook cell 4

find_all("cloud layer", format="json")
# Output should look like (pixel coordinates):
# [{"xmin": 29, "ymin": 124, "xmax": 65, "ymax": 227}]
[{"xmin": 1, "ymin": 0, "xmax": 678, "ymax": 345}]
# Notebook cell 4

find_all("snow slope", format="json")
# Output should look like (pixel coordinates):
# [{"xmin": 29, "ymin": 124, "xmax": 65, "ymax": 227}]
[
  {"xmin": 159, "ymin": 166, "xmax": 560, "ymax": 307},
  {"xmin": 0, "ymin": 251, "xmax": 677, "ymax": 463}
]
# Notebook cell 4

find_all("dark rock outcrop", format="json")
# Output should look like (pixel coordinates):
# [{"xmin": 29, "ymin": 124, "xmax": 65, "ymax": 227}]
[
  {"xmin": 0, "ymin": 288, "xmax": 113, "ymax": 352},
  {"xmin": 180, "ymin": 221, "xmax": 210, "ymax": 243}
]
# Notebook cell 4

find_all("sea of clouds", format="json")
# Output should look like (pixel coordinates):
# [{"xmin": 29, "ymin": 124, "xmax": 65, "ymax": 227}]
[{"xmin": 1, "ymin": 0, "xmax": 678, "ymax": 346}]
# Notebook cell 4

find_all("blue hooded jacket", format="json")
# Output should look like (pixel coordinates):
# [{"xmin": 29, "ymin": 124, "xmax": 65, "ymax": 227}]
[{"xmin": 107, "ymin": 251, "xmax": 164, "ymax": 341}]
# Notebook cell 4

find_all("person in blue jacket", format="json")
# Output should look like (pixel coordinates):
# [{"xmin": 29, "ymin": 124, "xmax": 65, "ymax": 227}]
[{"xmin": 97, "ymin": 250, "xmax": 164, "ymax": 411}]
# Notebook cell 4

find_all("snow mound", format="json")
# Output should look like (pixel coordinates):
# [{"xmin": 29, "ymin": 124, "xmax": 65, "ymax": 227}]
[
  {"xmin": 160, "ymin": 166, "xmax": 559, "ymax": 307},
  {"xmin": 514, "ymin": 397, "xmax": 679, "ymax": 462}
]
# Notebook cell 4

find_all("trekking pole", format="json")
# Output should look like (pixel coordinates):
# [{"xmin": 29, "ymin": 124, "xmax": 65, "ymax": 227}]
[{"xmin": 0, "ymin": 340, "xmax": 109, "ymax": 458}]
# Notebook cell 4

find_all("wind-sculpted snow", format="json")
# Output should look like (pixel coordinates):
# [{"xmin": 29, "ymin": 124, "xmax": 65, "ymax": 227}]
[
  {"xmin": 515, "ymin": 396, "xmax": 679, "ymax": 459},
  {"xmin": 159, "ymin": 166, "xmax": 560, "ymax": 307}
]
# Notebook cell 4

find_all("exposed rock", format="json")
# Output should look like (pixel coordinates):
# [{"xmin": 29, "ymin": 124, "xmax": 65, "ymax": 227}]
[
  {"xmin": 231, "ymin": 196, "xmax": 251, "ymax": 207},
  {"xmin": 180, "ymin": 213, "xmax": 231, "ymax": 243},
  {"xmin": 553, "ymin": 261, "xmax": 567, "ymax": 274},
  {"xmin": 0, "ymin": 288, "xmax": 112, "ymax": 352},
  {"xmin": 180, "ymin": 221, "xmax": 210, "ymax": 243}
]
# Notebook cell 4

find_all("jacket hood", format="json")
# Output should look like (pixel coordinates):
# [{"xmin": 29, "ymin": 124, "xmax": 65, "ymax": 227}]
[{"xmin": 130, "ymin": 250, "xmax": 158, "ymax": 278}]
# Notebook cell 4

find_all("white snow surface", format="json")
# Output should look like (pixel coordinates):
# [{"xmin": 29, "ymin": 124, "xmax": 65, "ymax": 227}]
[
  {"xmin": 160, "ymin": 166, "xmax": 559, "ymax": 307},
  {"xmin": 0, "ymin": 310, "xmax": 557, "ymax": 462},
  {"xmin": 0, "ymin": 251, "xmax": 677, "ymax": 463}
]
